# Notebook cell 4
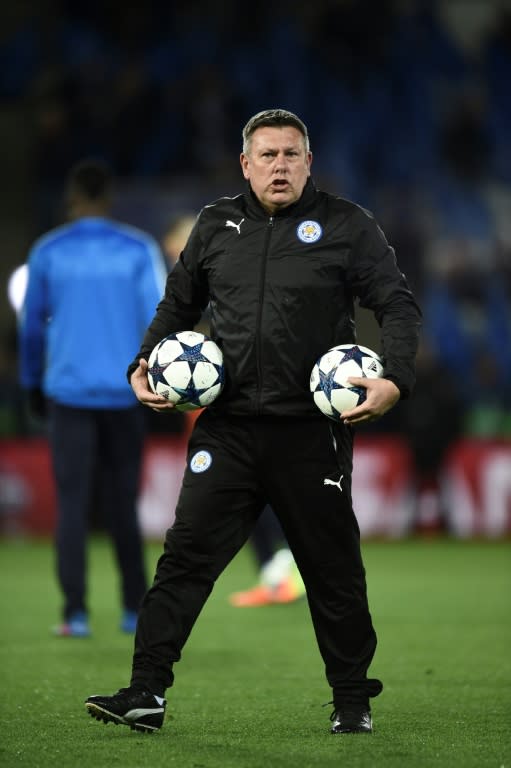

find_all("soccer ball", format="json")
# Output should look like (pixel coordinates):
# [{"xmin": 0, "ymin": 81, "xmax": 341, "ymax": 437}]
[
  {"xmin": 310, "ymin": 344, "xmax": 383, "ymax": 421},
  {"xmin": 147, "ymin": 330, "xmax": 225, "ymax": 411}
]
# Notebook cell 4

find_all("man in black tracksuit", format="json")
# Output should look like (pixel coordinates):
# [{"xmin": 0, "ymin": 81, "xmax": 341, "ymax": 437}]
[{"xmin": 86, "ymin": 109, "xmax": 421, "ymax": 735}]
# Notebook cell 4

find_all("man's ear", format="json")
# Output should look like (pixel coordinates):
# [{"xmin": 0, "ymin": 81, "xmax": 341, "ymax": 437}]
[{"xmin": 240, "ymin": 153, "xmax": 250, "ymax": 180}]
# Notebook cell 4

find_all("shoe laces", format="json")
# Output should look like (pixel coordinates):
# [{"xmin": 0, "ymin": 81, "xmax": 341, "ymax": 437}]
[
  {"xmin": 117, "ymin": 685, "xmax": 156, "ymax": 699},
  {"xmin": 323, "ymin": 700, "xmax": 338, "ymax": 721},
  {"xmin": 115, "ymin": 686, "xmax": 146, "ymax": 699},
  {"xmin": 323, "ymin": 700, "xmax": 368, "ymax": 721}
]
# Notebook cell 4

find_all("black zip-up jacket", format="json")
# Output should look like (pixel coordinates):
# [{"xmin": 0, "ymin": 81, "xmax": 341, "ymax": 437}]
[{"xmin": 128, "ymin": 179, "xmax": 422, "ymax": 418}]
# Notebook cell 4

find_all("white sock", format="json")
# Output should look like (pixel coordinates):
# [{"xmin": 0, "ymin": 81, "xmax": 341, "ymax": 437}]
[{"xmin": 260, "ymin": 548, "xmax": 294, "ymax": 588}]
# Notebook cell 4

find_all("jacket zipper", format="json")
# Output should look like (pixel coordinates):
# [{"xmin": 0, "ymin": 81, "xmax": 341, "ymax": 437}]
[{"xmin": 255, "ymin": 216, "xmax": 274, "ymax": 414}]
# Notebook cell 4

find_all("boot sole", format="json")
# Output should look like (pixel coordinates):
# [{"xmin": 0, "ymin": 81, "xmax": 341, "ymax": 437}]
[{"xmin": 85, "ymin": 702, "xmax": 161, "ymax": 733}]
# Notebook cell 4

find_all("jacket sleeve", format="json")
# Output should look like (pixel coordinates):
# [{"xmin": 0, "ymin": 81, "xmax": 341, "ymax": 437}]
[
  {"xmin": 346, "ymin": 206, "xmax": 422, "ymax": 398},
  {"xmin": 126, "ymin": 219, "xmax": 208, "ymax": 381}
]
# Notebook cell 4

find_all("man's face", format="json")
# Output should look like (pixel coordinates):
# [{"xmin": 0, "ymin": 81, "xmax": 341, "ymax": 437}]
[{"xmin": 240, "ymin": 126, "xmax": 312, "ymax": 214}]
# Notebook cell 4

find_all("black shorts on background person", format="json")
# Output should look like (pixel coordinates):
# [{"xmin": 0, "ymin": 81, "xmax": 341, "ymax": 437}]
[{"xmin": 85, "ymin": 109, "xmax": 421, "ymax": 735}]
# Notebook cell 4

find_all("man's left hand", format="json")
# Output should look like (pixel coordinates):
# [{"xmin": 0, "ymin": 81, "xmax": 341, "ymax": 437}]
[{"xmin": 341, "ymin": 377, "xmax": 400, "ymax": 426}]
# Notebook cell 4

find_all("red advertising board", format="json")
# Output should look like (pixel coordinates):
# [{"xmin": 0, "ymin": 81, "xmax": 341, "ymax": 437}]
[{"xmin": 1, "ymin": 435, "xmax": 510, "ymax": 539}]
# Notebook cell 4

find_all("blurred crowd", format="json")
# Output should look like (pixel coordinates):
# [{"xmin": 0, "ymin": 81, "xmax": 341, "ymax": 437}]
[
  {"xmin": 0, "ymin": 4, "xmax": 509, "ymax": 211},
  {"xmin": 1, "ymin": 2, "xmax": 510, "ymax": 455}
]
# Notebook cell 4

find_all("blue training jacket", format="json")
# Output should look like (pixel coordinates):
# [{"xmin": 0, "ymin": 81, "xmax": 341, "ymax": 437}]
[{"xmin": 19, "ymin": 216, "xmax": 167, "ymax": 409}]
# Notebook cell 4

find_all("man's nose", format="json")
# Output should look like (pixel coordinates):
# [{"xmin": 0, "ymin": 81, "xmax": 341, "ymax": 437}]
[{"xmin": 274, "ymin": 153, "xmax": 288, "ymax": 169}]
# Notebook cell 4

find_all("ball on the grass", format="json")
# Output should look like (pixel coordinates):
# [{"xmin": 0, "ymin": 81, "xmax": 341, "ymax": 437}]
[
  {"xmin": 310, "ymin": 344, "xmax": 383, "ymax": 421},
  {"xmin": 147, "ymin": 330, "xmax": 224, "ymax": 411}
]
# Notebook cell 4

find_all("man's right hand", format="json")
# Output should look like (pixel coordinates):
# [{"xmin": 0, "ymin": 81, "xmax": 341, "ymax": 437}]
[{"xmin": 130, "ymin": 358, "xmax": 176, "ymax": 412}]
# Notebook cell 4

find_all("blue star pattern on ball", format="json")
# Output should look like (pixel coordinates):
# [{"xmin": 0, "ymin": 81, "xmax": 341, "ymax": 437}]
[
  {"xmin": 321, "ymin": 369, "xmax": 365, "ymax": 410},
  {"xmin": 310, "ymin": 343, "xmax": 383, "ymax": 422},
  {"xmin": 147, "ymin": 357, "xmax": 170, "ymax": 389},
  {"xmin": 147, "ymin": 331, "xmax": 225, "ymax": 410},
  {"xmin": 172, "ymin": 381, "xmax": 204, "ymax": 404},
  {"xmin": 175, "ymin": 342, "xmax": 213, "ymax": 365},
  {"xmin": 316, "ymin": 367, "xmax": 333, "ymax": 398},
  {"xmin": 339, "ymin": 345, "xmax": 372, "ymax": 367}
]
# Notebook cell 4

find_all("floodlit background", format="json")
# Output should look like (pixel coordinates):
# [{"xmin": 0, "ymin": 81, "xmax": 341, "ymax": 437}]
[{"xmin": 0, "ymin": 0, "xmax": 510, "ymax": 539}]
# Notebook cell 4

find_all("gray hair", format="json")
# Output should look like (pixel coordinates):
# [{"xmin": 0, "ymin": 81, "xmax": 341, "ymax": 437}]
[{"xmin": 242, "ymin": 109, "xmax": 310, "ymax": 154}]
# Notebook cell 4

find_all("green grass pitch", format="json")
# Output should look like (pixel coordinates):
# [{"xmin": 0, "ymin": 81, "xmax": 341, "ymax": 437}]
[{"xmin": 0, "ymin": 536, "xmax": 509, "ymax": 768}]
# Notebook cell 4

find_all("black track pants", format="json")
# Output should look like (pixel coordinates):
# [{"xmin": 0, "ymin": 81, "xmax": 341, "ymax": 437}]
[
  {"xmin": 48, "ymin": 402, "xmax": 148, "ymax": 619},
  {"xmin": 131, "ymin": 410, "xmax": 382, "ymax": 704}
]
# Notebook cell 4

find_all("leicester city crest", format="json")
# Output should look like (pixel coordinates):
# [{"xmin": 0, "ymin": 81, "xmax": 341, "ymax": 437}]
[
  {"xmin": 297, "ymin": 220, "xmax": 323, "ymax": 244},
  {"xmin": 190, "ymin": 450, "xmax": 212, "ymax": 473}
]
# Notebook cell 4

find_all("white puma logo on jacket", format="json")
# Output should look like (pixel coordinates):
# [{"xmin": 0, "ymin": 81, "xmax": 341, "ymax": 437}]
[{"xmin": 225, "ymin": 218, "xmax": 245, "ymax": 235}]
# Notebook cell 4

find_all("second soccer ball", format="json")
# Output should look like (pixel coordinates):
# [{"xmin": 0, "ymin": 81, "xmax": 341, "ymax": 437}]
[{"xmin": 310, "ymin": 344, "xmax": 383, "ymax": 421}]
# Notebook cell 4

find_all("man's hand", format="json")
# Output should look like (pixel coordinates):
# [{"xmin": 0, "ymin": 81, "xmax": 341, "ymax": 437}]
[
  {"xmin": 130, "ymin": 358, "xmax": 177, "ymax": 413},
  {"xmin": 341, "ymin": 377, "xmax": 400, "ymax": 426}
]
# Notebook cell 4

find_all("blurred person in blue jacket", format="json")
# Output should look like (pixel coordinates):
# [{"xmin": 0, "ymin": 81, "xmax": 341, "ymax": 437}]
[{"xmin": 18, "ymin": 159, "xmax": 167, "ymax": 637}]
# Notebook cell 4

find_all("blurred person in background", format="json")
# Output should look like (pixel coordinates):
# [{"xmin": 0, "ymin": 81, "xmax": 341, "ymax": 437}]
[
  {"xmin": 161, "ymin": 213, "xmax": 198, "ymax": 274},
  {"xmin": 145, "ymin": 213, "xmax": 199, "ymax": 438},
  {"xmin": 161, "ymin": 212, "xmax": 211, "ymax": 337},
  {"xmin": 228, "ymin": 504, "xmax": 305, "ymax": 607},
  {"xmin": 85, "ymin": 108, "xmax": 420, "ymax": 736},
  {"xmin": 18, "ymin": 160, "xmax": 166, "ymax": 637},
  {"xmin": 396, "ymin": 337, "xmax": 464, "ymax": 533}
]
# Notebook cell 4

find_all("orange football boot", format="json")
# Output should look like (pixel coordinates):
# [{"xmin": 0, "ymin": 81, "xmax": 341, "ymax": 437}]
[{"xmin": 229, "ymin": 570, "xmax": 306, "ymax": 607}]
